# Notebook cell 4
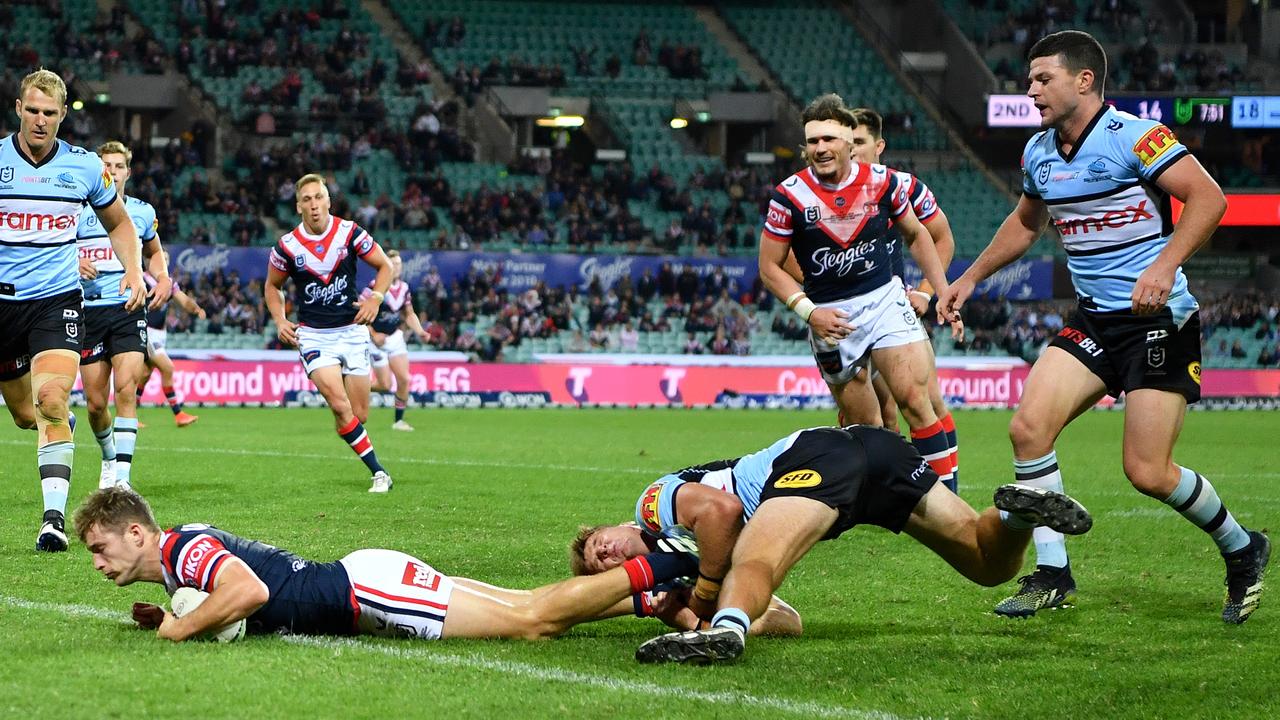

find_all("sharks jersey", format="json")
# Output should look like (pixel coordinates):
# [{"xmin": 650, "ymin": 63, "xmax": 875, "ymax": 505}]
[
  {"xmin": 269, "ymin": 215, "xmax": 378, "ymax": 328},
  {"xmin": 77, "ymin": 195, "xmax": 154, "ymax": 306},
  {"xmin": 0, "ymin": 135, "xmax": 116, "ymax": 301},
  {"xmin": 364, "ymin": 279, "xmax": 410, "ymax": 334},
  {"xmin": 887, "ymin": 170, "xmax": 941, "ymax": 280},
  {"xmin": 1022, "ymin": 105, "xmax": 1196, "ymax": 320},
  {"xmin": 159, "ymin": 524, "xmax": 359, "ymax": 636},
  {"xmin": 763, "ymin": 164, "xmax": 912, "ymax": 302}
]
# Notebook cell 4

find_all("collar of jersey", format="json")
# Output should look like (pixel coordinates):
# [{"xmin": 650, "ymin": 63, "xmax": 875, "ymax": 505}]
[
  {"xmin": 292, "ymin": 215, "xmax": 341, "ymax": 258},
  {"xmin": 806, "ymin": 164, "xmax": 860, "ymax": 192},
  {"xmin": 8, "ymin": 133, "xmax": 62, "ymax": 169},
  {"xmin": 1053, "ymin": 105, "xmax": 1109, "ymax": 164}
]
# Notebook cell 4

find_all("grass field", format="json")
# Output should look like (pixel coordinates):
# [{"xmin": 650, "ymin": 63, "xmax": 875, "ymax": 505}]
[{"xmin": 0, "ymin": 406, "xmax": 1275, "ymax": 719}]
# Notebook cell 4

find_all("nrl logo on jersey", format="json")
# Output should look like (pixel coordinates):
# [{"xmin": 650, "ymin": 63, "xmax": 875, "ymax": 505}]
[
  {"xmin": 804, "ymin": 206, "xmax": 821, "ymax": 223},
  {"xmin": 0, "ymin": 166, "xmax": 12, "ymax": 183}
]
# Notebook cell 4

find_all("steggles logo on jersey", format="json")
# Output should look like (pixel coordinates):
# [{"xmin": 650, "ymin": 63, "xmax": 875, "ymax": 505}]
[
  {"xmin": 304, "ymin": 274, "xmax": 350, "ymax": 305},
  {"xmin": 809, "ymin": 243, "xmax": 873, "ymax": 278}
]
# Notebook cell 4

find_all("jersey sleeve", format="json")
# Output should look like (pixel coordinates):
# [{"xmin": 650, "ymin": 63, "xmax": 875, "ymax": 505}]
[
  {"xmin": 139, "ymin": 203, "xmax": 158, "ymax": 242},
  {"xmin": 85, "ymin": 153, "xmax": 117, "ymax": 209},
  {"xmin": 635, "ymin": 475, "xmax": 684, "ymax": 536},
  {"xmin": 762, "ymin": 188, "xmax": 796, "ymax": 243},
  {"xmin": 1020, "ymin": 136, "xmax": 1040, "ymax": 198},
  {"xmin": 910, "ymin": 176, "xmax": 940, "ymax": 224},
  {"xmin": 1124, "ymin": 121, "xmax": 1190, "ymax": 182},
  {"xmin": 268, "ymin": 242, "xmax": 291, "ymax": 272},
  {"xmin": 351, "ymin": 224, "xmax": 377, "ymax": 257},
  {"xmin": 886, "ymin": 171, "xmax": 911, "ymax": 219},
  {"xmin": 161, "ymin": 528, "xmax": 234, "ymax": 592}
]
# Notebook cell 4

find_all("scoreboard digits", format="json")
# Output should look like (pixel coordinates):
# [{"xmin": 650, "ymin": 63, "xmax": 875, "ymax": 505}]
[{"xmin": 987, "ymin": 94, "xmax": 1280, "ymax": 128}]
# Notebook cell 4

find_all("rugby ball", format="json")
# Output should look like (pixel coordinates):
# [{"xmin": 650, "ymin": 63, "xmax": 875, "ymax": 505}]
[{"xmin": 170, "ymin": 587, "xmax": 247, "ymax": 643}]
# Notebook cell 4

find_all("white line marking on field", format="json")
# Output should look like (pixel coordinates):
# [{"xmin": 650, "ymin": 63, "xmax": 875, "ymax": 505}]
[{"xmin": 0, "ymin": 595, "xmax": 916, "ymax": 720}]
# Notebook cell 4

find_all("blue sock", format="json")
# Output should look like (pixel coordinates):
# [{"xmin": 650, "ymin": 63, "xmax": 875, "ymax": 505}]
[
  {"xmin": 38, "ymin": 441, "xmax": 74, "ymax": 515},
  {"xmin": 999, "ymin": 452, "xmax": 1069, "ymax": 568},
  {"xmin": 711, "ymin": 608, "xmax": 750, "ymax": 637},
  {"xmin": 1164, "ymin": 466, "xmax": 1250, "ymax": 555},
  {"xmin": 114, "ymin": 417, "xmax": 138, "ymax": 483},
  {"xmin": 94, "ymin": 425, "xmax": 116, "ymax": 461}
]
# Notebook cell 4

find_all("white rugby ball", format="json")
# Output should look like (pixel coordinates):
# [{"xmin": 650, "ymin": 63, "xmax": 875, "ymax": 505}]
[{"xmin": 170, "ymin": 587, "xmax": 247, "ymax": 643}]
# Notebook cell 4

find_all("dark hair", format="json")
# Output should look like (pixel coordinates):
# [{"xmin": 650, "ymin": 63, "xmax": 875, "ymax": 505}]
[
  {"xmin": 74, "ymin": 487, "xmax": 160, "ymax": 542},
  {"xmin": 801, "ymin": 93, "xmax": 858, "ymax": 128},
  {"xmin": 1027, "ymin": 30, "xmax": 1107, "ymax": 96},
  {"xmin": 849, "ymin": 107, "xmax": 884, "ymax": 140}
]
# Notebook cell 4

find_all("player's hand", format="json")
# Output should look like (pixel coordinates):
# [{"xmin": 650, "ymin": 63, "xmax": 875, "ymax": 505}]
[
  {"xmin": 1131, "ymin": 263, "xmax": 1175, "ymax": 316},
  {"xmin": 370, "ymin": 330, "xmax": 387, "ymax": 347},
  {"xmin": 148, "ymin": 276, "xmax": 173, "ymax": 312},
  {"xmin": 808, "ymin": 307, "xmax": 854, "ymax": 345},
  {"xmin": 415, "ymin": 329, "xmax": 431, "ymax": 344},
  {"xmin": 78, "ymin": 256, "xmax": 98, "ymax": 280},
  {"xmin": 935, "ymin": 277, "xmax": 972, "ymax": 327},
  {"xmin": 132, "ymin": 602, "xmax": 165, "ymax": 629},
  {"xmin": 947, "ymin": 313, "xmax": 965, "ymax": 341},
  {"xmin": 121, "ymin": 269, "xmax": 147, "ymax": 312},
  {"xmin": 195, "ymin": 306, "xmax": 207, "ymax": 320},
  {"xmin": 907, "ymin": 288, "xmax": 932, "ymax": 318},
  {"xmin": 156, "ymin": 610, "xmax": 185, "ymax": 642},
  {"xmin": 353, "ymin": 295, "xmax": 380, "ymax": 325},
  {"xmin": 275, "ymin": 317, "xmax": 299, "ymax": 347}
]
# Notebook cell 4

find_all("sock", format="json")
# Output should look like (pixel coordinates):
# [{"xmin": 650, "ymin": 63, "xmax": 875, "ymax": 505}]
[
  {"xmin": 622, "ymin": 551, "xmax": 698, "ymax": 592},
  {"xmin": 910, "ymin": 420, "xmax": 955, "ymax": 492},
  {"xmin": 94, "ymin": 425, "xmax": 117, "ymax": 461},
  {"xmin": 338, "ymin": 417, "xmax": 386, "ymax": 474},
  {"xmin": 998, "ymin": 452, "xmax": 1068, "ymax": 567},
  {"xmin": 114, "ymin": 417, "xmax": 138, "ymax": 483},
  {"xmin": 939, "ymin": 412, "xmax": 959, "ymax": 488},
  {"xmin": 711, "ymin": 607, "xmax": 750, "ymax": 638},
  {"xmin": 1164, "ymin": 466, "xmax": 1250, "ymax": 555},
  {"xmin": 394, "ymin": 399, "xmax": 406, "ymax": 423},
  {"xmin": 38, "ymin": 441, "xmax": 74, "ymax": 516},
  {"xmin": 163, "ymin": 385, "xmax": 183, "ymax": 415}
]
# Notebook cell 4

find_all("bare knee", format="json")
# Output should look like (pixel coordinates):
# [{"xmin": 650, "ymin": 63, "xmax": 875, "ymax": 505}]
[
  {"xmin": 35, "ymin": 382, "xmax": 70, "ymax": 421},
  {"xmin": 12, "ymin": 411, "xmax": 37, "ymax": 430},
  {"xmin": 1123, "ymin": 456, "xmax": 1176, "ymax": 498},
  {"xmin": 1008, "ymin": 410, "xmax": 1052, "ymax": 458}
]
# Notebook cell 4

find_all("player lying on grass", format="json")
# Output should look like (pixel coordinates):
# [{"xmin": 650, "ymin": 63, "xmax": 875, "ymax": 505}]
[
  {"xmin": 75, "ymin": 487, "xmax": 747, "ymax": 642},
  {"xmin": 572, "ymin": 425, "xmax": 1093, "ymax": 664}
]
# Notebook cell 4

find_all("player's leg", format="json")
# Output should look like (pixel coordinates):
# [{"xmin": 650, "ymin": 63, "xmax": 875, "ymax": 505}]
[
  {"xmin": 996, "ymin": 346, "xmax": 1107, "ymax": 616},
  {"xmin": 388, "ymin": 352, "xmax": 413, "ymax": 431},
  {"xmin": 80, "ymin": 359, "xmax": 119, "ymax": 490},
  {"xmin": 828, "ymin": 373, "xmax": 880, "ymax": 426},
  {"xmin": 30, "ymin": 349, "xmax": 80, "ymax": 552},
  {"xmin": 925, "ymin": 344, "xmax": 960, "ymax": 490},
  {"xmin": 636, "ymin": 496, "xmax": 836, "ymax": 664},
  {"xmin": 871, "ymin": 370, "xmax": 901, "ymax": 433},
  {"xmin": 312, "ymin": 363, "xmax": 387, "ymax": 489},
  {"xmin": 874, "ymin": 340, "xmax": 955, "ymax": 490},
  {"xmin": 1123, "ymin": 388, "xmax": 1269, "ymax": 623},
  {"xmin": 343, "ymin": 371, "xmax": 372, "ymax": 425},
  {"xmin": 1, "ymin": 373, "xmax": 38, "ymax": 430},
  {"xmin": 149, "ymin": 342, "xmax": 196, "ymax": 425},
  {"xmin": 109, "ymin": 350, "xmax": 146, "ymax": 488}
]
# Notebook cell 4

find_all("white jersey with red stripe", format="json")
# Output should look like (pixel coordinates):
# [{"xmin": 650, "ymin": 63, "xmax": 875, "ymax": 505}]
[
  {"xmin": 268, "ymin": 215, "xmax": 378, "ymax": 328},
  {"xmin": 764, "ymin": 164, "xmax": 911, "ymax": 302}
]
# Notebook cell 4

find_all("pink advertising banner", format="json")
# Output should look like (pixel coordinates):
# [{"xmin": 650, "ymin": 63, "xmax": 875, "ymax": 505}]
[{"xmin": 134, "ymin": 361, "xmax": 1280, "ymax": 407}]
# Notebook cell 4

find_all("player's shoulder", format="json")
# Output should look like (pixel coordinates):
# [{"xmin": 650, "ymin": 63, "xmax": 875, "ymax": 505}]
[
  {"xmin": 636, "ymin": 474, "xmax": 683, "ymax": 534},
  {"xmin": 774, "ymin": 167, "xmax": 810, "ymax": 192},
  {"xmin": 126, "ymin": 195, "xmax": 157, "ymax": 215},
  {"xmin": 56, "ymin": 140, "xmax": 100, "ymax": 170},
  {"xmin": 1022, "ymin": 129, "xmax": 1052, "ymax": 158}
]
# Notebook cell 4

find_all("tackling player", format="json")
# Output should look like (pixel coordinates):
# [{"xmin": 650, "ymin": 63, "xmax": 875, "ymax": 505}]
[
  {"xmin": 265, "ymin": 173, "xmax": 396, "ymax": 492},
  {"xmin": 136, "ymin": 255, "xmax": 204, "ymax": 427},
  {"xmin": 937, "ymin": 31, "xmax": 1269, "ymax": 623},
  {"xmin": 76, "ymin": 140, "xmax": 173, "ymax": 490},
  {"xmin": 0, "ymin": 69, "xmax": 146, "ymax": 551},
  {"xmin": 760, "ymin": 94, "xmax": 963, "ymax": 497},
  {"xmin": 574, "ymin": 424, "xmax": 1093, "ymax": 664},
  {"xmin": 362, "ymin": 249, "xmax": 429, "ymax": 432},
  {"xmin": 76, "ymin": 487, "xmax": 715, "ymax": 642}
]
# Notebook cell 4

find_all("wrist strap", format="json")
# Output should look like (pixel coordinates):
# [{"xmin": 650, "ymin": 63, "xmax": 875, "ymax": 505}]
[{"xmin": 793, "ymin": 297, "xmax": 817, "ymax": 323}]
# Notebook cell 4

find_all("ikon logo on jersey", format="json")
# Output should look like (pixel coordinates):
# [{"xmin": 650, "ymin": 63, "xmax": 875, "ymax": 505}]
[
  {"xmin": 1053, "ymin": 200, "xmax": 1154, "ymax": 236},
  {"xmin": 183, "ymin": 538, "xmax": 219, "ymax": 582},
  {"xmin": 401, "ymin": 561, "xmax": 441, "ymax": 591},
  {"xmin": 774, "ymin": 469, "xmax": 822, "ymax": 489},
  {"xmin": 1133, "ymin": 125, "xmax": 1177, "ymax": 167}
]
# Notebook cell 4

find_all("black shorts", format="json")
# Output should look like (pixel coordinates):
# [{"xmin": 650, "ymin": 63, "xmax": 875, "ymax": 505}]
[
  {"xmin": 758, "ymin": 426, "xmax": 938, "ymax": 540},
  {"xmin": 1049, "ymin": 306, "xmax": 1201, "ymax": 402},
  {"xmin": 80, "ymin": 303, "xmax": 149, "ymax": 365},
  {"xmin": 0, "ymin": 290, "xmax": 85, "ymax": 381}
]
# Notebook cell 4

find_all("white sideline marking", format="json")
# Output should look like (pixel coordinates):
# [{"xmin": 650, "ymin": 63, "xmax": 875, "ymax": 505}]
[{"xmin": 0, "ymin": 595, "xmax": 914, "ymax": 720}]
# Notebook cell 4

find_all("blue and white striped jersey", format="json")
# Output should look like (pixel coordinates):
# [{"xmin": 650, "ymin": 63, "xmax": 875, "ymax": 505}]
[{"xmin": 77, "ymin": 195, "xmax": 154, "ymax": 306}]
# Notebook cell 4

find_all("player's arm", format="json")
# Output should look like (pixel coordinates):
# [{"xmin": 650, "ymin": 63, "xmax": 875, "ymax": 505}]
[
  {"xmin": 354, "ymin": 245, "xmax": 393, "ymax": 325},
  {"xmin": 141, "ymin": 237, "xmax": 173, "ymax": 311},
  {"xmin": 937, "ymin": 194, "xmax": 1048, "ymax": 324},
  {"xmin": 93, "ymin": 197, "xmax": 147, "ymax": 311},
  {"xmin": 400, "ymin": 294, "xmax": 429, "ymax": 341},
  {"xmin": 264, "ymin": 264, "xmax": 297, "ymax": 346},
  {"xmin": 1133, "ymin": 155, "xmax": 1226, "ymax": 315},
  {"xmin": 172, "ymin": 287, "xmax": 205, "ymax": 318},
  {"xmin": 914, "ymin": 209, "xmax": 956, "ymax": 295},
  {"xmin": 668, "ymin": 483, "xmax": 744, "ymax": 619},
  {"xmin": 760, "ymin": 234, "xmax": 851, "ymax": 344},
  {"xmin": 897, "ymin": 205, "xmax": 962, "ymax": 337},
  {"xmin": 156, "ymin": 558, "xmax": 269, "ymax": 642}
]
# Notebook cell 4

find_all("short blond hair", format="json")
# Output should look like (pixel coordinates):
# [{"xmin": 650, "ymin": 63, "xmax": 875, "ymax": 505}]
[
  {"xmin": 295, "ymin": 173, "xmax": 328, "ymax": 199},
  {"xmin": 98, "ymin": 140, "xmax": 132, "ymax": 164},
  {"xmin": 567, "ymin": 524, "xmax": 612, "ymax": 576},
  {"xmin": 20, "ymin": 68, "xmax": 67, "ymax": 106}
]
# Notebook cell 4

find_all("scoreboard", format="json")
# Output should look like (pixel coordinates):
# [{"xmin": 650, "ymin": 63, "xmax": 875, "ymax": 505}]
[{"xmin": 987, "ymin": 94, "xmax": 1280, "ymax": 128}]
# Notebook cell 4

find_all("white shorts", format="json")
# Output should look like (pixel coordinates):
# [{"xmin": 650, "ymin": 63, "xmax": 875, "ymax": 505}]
[
  {"xmin": 809, "ymin": 277, "xmax": 928, "ymax": 385},
  {"xmin": 146, "ymin": 327, "xmax": 167, "ymax": 354},
  {"xmin": 297, "ymin": 324, "xmax": 371, "ymax": 376},
  {"xmin": 369, "ymin": 329, "xmax": 407, "ymax": 369},
  {"xmin": 340, "ymin": 549, "xmax": 454, "ymax": 640}
]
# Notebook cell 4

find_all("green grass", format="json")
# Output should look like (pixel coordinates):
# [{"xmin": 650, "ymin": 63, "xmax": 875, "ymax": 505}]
[{"xmin": 0, "ymin": 407, "xmax": 1275, "ymax": 719}]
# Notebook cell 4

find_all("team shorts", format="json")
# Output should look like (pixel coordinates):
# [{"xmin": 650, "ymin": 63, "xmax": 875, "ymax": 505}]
[
  {"xmin": 340, "ymin": 549, "xmax": 453, "ymax": 640},
  {"xmin": 80, "ymin": 303, "xmax": 148, "ymax": 365},
  {"xmin": 0, "ymin": 289, "xmax": 85, "ymax": 381},
  {"xmin": 810, "ymin": 278, "xmax": 928, "ymax": 385},
  {"xmin": 1049, "ymin": 306, "xmax": 1201, "ymax": 402},
  {"xmin": 758, "ymin": 425, "xmax": 938, "ymax": 540},
  {"xmin": 369, "ymin": 329, "xmax": 407, "ymax": 369},
  {"xmin": 297, "ymin": 324, "xmax": 371, "ymax": 376},
  {"xmin": 146, "ymin": 326, "xmax": 168, "ymax": 354}
]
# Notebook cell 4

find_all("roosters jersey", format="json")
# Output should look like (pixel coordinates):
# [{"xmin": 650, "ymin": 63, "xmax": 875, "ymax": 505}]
[
  {"xmin": 763, "ymin": 164, "xmax": 912, "ymax": 302},
  {"xmin": 77, "ymin": 195, "xmax": 154, "ymax": 306},
  {"xmin": 159, "ymin": 524, "xmax": 359, "ymax": 636},
  {"xmin": 887, "ymin": 171, "xmax": 941, "ymax": 280},
  {"xmin": 0, "ymin": 135, "xmax": 116, "ymax": 301},
  {"xmin": 1022, "ymin": 105, "xmax": 1196, "ymax": 320},
  {"xmin": 363, "ymin": 279, "xmax": 410, "ymax": 334},
  {"xmin": 268, "ymin": 215, "xmax": 378, "ymax": 328},
  {"xmin": 144, "ymin": 271, "xmax": 179, "ymax": 329}
]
